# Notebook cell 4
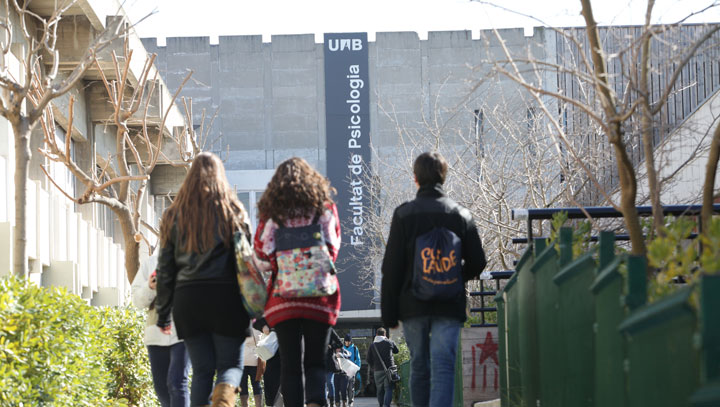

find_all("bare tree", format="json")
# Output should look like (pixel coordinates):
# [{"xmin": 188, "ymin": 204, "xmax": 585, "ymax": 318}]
[
  {"xmin": 354, "ymin": 79, "xmax": 596, "ymax": 295},
  {"xmin": 478, "ymin": 0, "xmax": 720, "ymax": 260},
  {"xmin": 0, "ymin": 0, "xmax": 128, "ymax": 277},
  {"xmin": 36, "ymin": 38, "xmax": 192, "ymax": 283}
]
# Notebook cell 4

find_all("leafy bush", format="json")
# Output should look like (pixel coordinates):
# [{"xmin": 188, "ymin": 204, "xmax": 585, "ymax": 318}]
[
  {"xmin": 99, "ymin": 305, "xmax": 157, "ymax": 406},
  {"xmin": 0, "ymin": 276, "xmax": 156, "ymax": 406},
  {"xmin": 645, "ymin": 216, "xmax": 720, "ymax": 302},
  {"xmin": 394, "ymin": 336, "xmax": 410, "ymax": 367}
]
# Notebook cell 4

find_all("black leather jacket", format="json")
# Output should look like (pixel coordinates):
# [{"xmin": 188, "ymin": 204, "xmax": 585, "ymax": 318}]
[
  {"xmin": 155, "ymin": 223, "xmax": 239, "ymax": 328},
  {"xmin": 381, "ymin": 183, "xmax": 487, "ymax": 327}
]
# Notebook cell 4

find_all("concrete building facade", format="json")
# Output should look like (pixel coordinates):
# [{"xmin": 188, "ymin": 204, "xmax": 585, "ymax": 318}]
[
  {"xmin": 142, "ymin": 25, "xmax": 720, "ymax": 313},
  {"xmin": 142, "ymin": 29, "xmax": 552, "ymax": 312},
  {"xmin": 0, "ymin": 0, "xmax": 187, "ymax": 306}
]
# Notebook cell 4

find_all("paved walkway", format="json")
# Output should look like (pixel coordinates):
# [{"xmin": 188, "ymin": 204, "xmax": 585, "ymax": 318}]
[{"xmin": 349, "ymin": 398, "xmax": 379, "ymax": 407}]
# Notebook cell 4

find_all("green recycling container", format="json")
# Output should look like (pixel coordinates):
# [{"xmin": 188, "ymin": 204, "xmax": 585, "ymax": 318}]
[
  {"xmin": 504, "ymin": 261, "xmax": 522, "ymax": 406},
  {"xmin": 591, "ymin": 247, "xmax": 627, "ymax": 407},
  {"xmin": 495, "ymin": 289, "xmax": 508, "ymax": 407},
  {"xmin": 553, "ymin": 248, "xmax": 597, "ymax": 407},
  {"xmin": 619, "ymin": 286, "xmax": 700, "ymax": 407},
  {"xmin": 517, "ymin": 244, "xmax": 540, "ymax": 407},
  {"xmin": 530, "ymin": 239, "xmax": 563, "ymax": 407}
]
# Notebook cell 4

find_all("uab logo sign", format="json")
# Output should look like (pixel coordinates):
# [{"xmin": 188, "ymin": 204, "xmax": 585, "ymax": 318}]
[{"xmin": 328, "ymin": 38, "xmax": 363, "ymax": 51}]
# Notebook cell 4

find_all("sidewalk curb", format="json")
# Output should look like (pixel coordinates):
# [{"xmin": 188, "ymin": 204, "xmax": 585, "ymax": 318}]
[{"xmin": 472, "ymin": 400, "xmax": 501, "ymax": 407}]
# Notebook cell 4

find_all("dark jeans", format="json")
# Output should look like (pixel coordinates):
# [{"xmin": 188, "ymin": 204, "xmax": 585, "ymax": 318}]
[
  {"xmin": 240, "ymin": 365, "xmax": 263, "ymax": 395},
  {"xmin": 184, "ymin": 333, "xmax": 245, "ymax": 406},
  {"xmin": 263, "ymin": 353, "xmax": 282, "ymax": 406},
  {"xmin": 373, "ymin": 370, "xmax": 393, "ymax": 407},
  {"xmin": 334, "ymin": 374, "xmax": 349, "ymax": 402},
  {"xmin": 347, "ymin": 375, "xmax": 356, "ymax": 403},
  {"xmin": 274, "ymin": 318, "xmax": 331, "ymax": 407},
  {"xmin": 147, "ymin": 342, "xmax": 191, "ymax": 407}
]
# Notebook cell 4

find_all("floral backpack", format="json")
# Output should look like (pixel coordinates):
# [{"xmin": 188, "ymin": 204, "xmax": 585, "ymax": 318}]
[{"xmin": 272, "ymin": 213, "xmax": 337, "ymax": 298}]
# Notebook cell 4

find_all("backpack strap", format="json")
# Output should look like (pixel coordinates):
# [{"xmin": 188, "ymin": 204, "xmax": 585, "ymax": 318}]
[{"xmin": 274, "ymin": 211, "xmax": 320, "ymax": 228}]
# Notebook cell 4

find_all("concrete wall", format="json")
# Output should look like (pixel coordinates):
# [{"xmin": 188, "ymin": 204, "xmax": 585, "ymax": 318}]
[
  {"xmin": 142, "ymin": 28, "xmax": 549, "ymax": 177},
  {"xmin": 633, "ymin": 86, "xmax": 720, "ymax": 205},
  {"xmin": 0, "ymin": 0, "xmax": 188, "ymax": 306}
]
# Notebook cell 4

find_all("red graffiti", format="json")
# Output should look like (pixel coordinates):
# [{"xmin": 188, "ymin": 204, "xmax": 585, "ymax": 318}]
[{"xmin": 471, "ymin": 332, "xmax": 499, "ymax": 391}]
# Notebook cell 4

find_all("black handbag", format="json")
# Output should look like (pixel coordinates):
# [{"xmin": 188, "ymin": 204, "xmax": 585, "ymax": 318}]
[{"xmin": 373, "ymin": 343, "xmax": 401, "ymax": 383}]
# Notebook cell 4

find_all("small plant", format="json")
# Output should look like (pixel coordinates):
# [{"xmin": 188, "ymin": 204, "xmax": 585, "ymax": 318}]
[
  {"xmin": 100, "ymin": 306, "xmax": 157, "ymax": 406},
  {"xmin": 394, "ymin": 336, "xmax": 410, "ymax": 367},
  {"xmin": 646, "ymin": 216, "xmax": 697, "ymax": 301},
  {"xmin": 699, "ymin": 217, "xmax": 720, "ymax": 276},
  {"xmin": 549, "ymin": 211, "xmax": 592, "ymax": 257}
]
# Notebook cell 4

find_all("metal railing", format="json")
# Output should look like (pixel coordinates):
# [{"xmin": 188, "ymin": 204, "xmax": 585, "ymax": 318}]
[
  {"xmin": 469, "ymin": 204, "xmax": 720, "ymax": 329},
  {"xmin": 468, "ymin": 271, "xmax": 514, "ymax": 327},
  {"xmin": 511, "ymin": 204, "xmax": 720, "ymax": 243}
]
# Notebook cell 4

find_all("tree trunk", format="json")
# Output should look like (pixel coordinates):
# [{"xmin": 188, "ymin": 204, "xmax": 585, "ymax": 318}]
[
  {"xmin": 12, "ymin": 121, "xmax": 31, "ymax": 278},
  {"xmin": 641, "ymin": 104, "xmax": 664, "ymax": 236},
  {"xmin": 611, "ymin": 133, "xmax": 647, "ymax": 257},
  {"xmin": 638, "ymin": 20, "xmax": 664, "ymax": 237},
  {"xmin": 116, "ymin": 208, "xmax": 140, "ymax": 284},
  {"xmin": 701, "ymin": 122, "xmax": 720, "ymax": 235}
]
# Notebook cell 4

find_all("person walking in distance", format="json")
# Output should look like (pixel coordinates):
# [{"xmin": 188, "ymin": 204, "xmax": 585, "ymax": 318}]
[
  {"xmin": 253, "ymin": 157, "xmax": 342, "ymax": 407},
  {"xmin": 131, "ymin": 251, "xmax": 191, "ymax": 407},
  {"xmin": 366, "ymin": 328, "xmax": 399, "ymax": 407},
  {"xmin": 239, "ymin": 327, "xmax": 265, "ymax": 407},
  {"xmin": 155, "ymin": 152, "xmax": 251, "ymax": 407},
  {"xmin": 381, "ymin": 152, "xmax": 487, "ymax": 407},
  {"xmin": 253, "ymin": 318, "xmax": 282, "ymax": 407},
  {"xmin": 341, "ymin": 334, "xmax": 361, "ymax": 407}
]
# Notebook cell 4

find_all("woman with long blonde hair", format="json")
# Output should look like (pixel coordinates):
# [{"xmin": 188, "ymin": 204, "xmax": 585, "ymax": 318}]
[
  {"xmin": 155, "ymin": 152, "xmax": 250, "ymax": 407},
  {"xmin": 253, "ymin": 157, "xmax": 342, "ymax": 407}
]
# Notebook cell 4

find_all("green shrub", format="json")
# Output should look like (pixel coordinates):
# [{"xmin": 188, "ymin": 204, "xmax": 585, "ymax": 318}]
[
  {"xmin": 99, "ymin": 306, "xmax": 157, "ymax": 406},
  {"xmin": 0, "ymin": 276, "xmax": 156, "ymax": 406}
]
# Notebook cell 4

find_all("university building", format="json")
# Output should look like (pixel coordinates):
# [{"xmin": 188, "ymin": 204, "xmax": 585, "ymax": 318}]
[
  {"xmin": 0, "ymin": 1, "xmax": 717, "ymax": 319},
  {"xmin": 142, "ymin": 25, "xmax": 720, "ymax": 322}
]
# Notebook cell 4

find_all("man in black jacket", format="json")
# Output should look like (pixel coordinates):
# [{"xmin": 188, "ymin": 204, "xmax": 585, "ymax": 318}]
[
  {"xmin": 381, "ymin": 152, "xmax": 487, "ymax": 407},
  {"xmin": 366, "ymin": 328, "xmax": 399, "ymax": 407}
]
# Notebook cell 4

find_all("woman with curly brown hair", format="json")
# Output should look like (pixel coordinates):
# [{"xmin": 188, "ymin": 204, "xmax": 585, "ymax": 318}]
[
  {"xmin": 155, "ymin": 152, "xmax": 251, "ymax": 407},
  {"xmin": 253, "ymin": 157, "xmax": 342, "ymax": 407}
]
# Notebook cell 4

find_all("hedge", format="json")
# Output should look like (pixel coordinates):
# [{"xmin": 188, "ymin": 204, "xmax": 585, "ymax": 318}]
[{"xmin": 0, "ymin": 276, "xmax": 157, "ymax": 406}]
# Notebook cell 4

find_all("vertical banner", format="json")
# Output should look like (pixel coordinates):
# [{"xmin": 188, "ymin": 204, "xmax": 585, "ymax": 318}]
[{"xmin": 324, "ymin": 33, "xmax": 372, "ymax": 310}]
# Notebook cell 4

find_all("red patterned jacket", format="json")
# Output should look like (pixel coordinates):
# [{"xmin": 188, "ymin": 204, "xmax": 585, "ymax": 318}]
[{"xmin": 252, "ymin": 203, "xmax": 342, "ymax": 327}]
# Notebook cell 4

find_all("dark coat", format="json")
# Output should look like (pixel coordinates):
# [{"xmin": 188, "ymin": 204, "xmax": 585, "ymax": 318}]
[
  {"xmin": 156, "ymin": 222, "xmax": 249, "ymax": 339},
  {"xmin": 367, "ymin": 338, "xmax": 399, "ymax": 372},
  {"xmin": 380, "ymin": 183, "xmax": 487, "ymax": 327}
]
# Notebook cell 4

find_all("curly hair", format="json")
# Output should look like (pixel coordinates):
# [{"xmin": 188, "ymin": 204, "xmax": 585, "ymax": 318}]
[
  {"xmin": 257, "ymin": 157, "xmax": 335, "ymax": 224},
  {"xmin": 160, "ymin": 152, "xmax": 248, "ymax": 253}
]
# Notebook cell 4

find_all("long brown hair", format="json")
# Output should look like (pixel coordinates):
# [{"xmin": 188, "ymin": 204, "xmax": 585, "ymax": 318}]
[
  {"xmin": 160, "ymin": 152, "xmax": 247, "ymax": 253},
  {"xmin": 257, "ymin": 157, "xmax": 335, "ymax": 224}
]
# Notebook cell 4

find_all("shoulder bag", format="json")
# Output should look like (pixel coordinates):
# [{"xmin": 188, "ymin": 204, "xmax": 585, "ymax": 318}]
[
  {"xmin": 372, "ymin": 342, "xmax": 401, "ymax": 383},
  {"xmin": 234, "ymin": 230, "xmax": 268, "ymax": 318}
]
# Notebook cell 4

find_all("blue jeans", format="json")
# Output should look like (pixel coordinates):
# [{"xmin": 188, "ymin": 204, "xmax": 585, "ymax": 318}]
[
  {"xmin": 325, "ymin": 372, "xmax": 335, "ymax": 402},
  {"xmin": 184, "ymin": 333, "xmax": 245, "ymax": 406},
  {"xmin": 373, "ymin": 370, "xmax": 393, "ymax": 407},
  {"xmin": 402, "ymin": 316, "xmax": 461, "ymax": 407},
  {"xmin": 147, "ymin": 342, "xmax": 191, "ymax": 407}
]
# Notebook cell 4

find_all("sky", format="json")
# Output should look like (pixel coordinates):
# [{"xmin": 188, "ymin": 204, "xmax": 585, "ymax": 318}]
[{"xmin": 124, "ymin": 0, "xmax": 720, "ymax": 44}]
